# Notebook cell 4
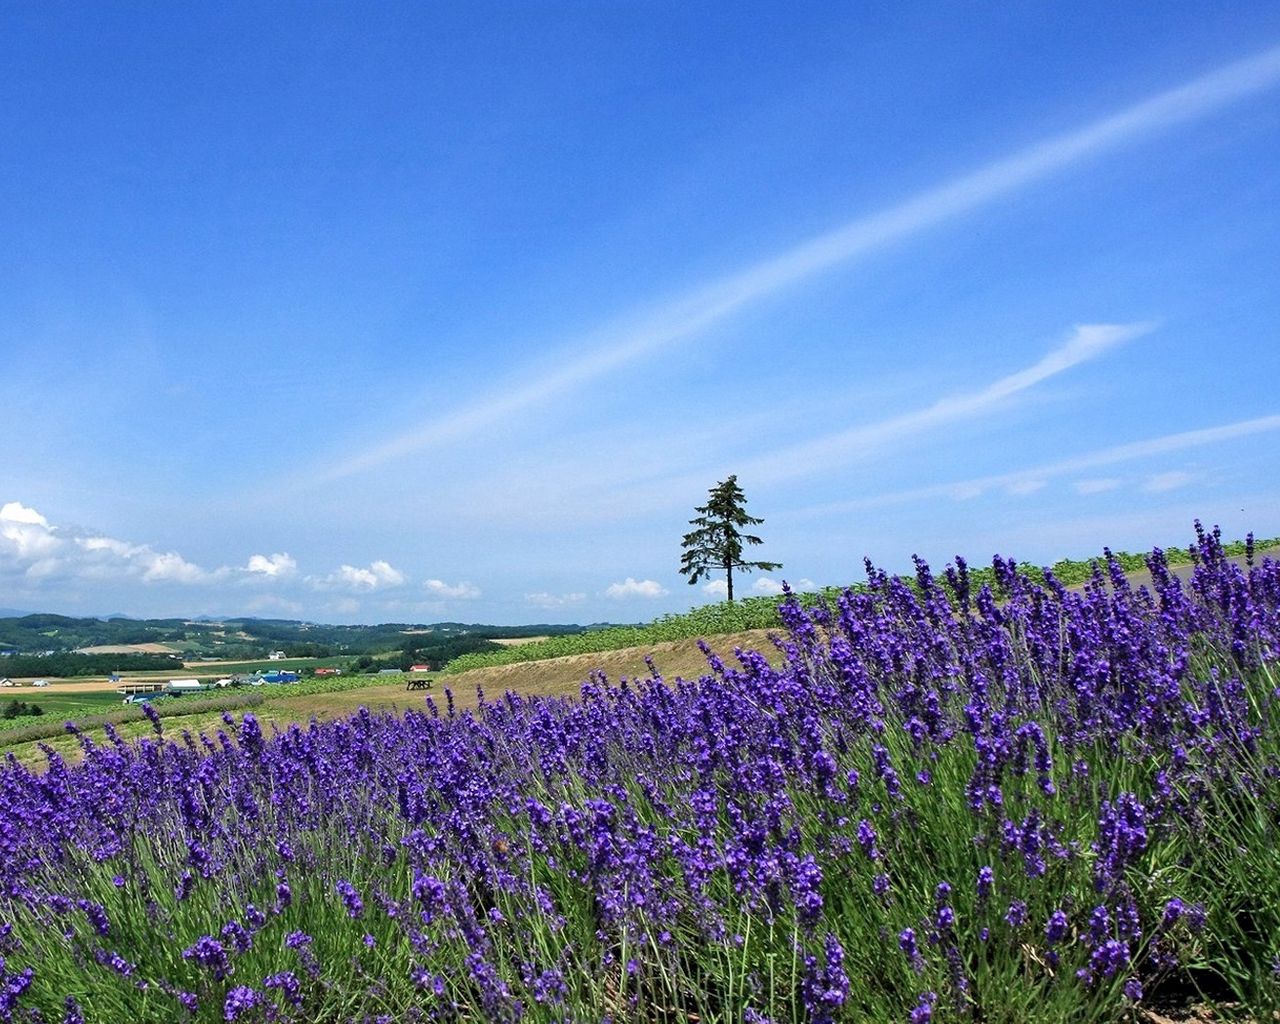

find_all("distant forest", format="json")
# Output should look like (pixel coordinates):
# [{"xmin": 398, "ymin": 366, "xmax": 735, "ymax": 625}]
[{"xmin": 0, "ymin": 613, "xmax": 595, "ymax": 665}]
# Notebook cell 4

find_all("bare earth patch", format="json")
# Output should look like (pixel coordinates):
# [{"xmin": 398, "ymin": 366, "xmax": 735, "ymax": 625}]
[{"xmin": 74, "ymin": 642, "xmax": 182, "ymax": 655}]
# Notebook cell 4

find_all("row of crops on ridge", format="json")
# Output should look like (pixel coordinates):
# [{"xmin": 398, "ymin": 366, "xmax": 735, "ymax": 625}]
[
  {"xmin": 442, "ymin": 534, "xmax": 1279, "ymax": 674},
  {"xmin": 0, "ymin": 524, "xmax": 1278, "ymax": 1020}
]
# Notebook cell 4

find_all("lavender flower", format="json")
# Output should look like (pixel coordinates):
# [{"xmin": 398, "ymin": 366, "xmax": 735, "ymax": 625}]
[
  {"xmin": 336, "ymin": 880, "xmax": 364, "ymax": 919},
  {"xmin": 223, "ymin": 985, "xmax": 260, "ymax": 1021}
]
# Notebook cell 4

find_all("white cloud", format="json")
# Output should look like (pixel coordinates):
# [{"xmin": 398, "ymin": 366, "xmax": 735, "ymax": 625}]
[
  {"xmin": 1, "ymin": 501, "xmax": 62, "ymax": 564},
  {"xmin": 753, "ymin": 576, "xmax": 818, "ymax": 595},
  {"xmin": 0, "ymin": 502, "xmax": 49, "ymax": 528},
  {"xmin": 739, "ymin": 322, "xmax": 1153, "ymax": 484},
  {"xmin": 1005, "ymin": 479, "xmax": 1047, "ymax": 497},
  {"xmin": 951, "ymin": 482, "xmax": 987, "ymax": 501},
  {"xmin": 1074, "ymin": 477, "xmax": 1122, "ymax": 495},
  {"xmin": 78, "ymin": 536, "xmax": 136, "ymax": 558},
  {"xmin": 796, "ymin": 413, "xmax": 1280, "ymax": 518},
  {"xmin": 525, "ymin": 591, "xmax": 586, "ymax": 609},
  {"xmin": 77, "ymin": 535, "xmax": 210, "ymax": 584},
  {"xmin": 702, "ymin": 580, "xmax": 729, "ymax": 597},
  {"xmin": 0, "ymin": 501, "xmax": 227, "ymax": 587},
  {"xmin": 310, "ymin": 44, "xmax": 1280, "ymax": 484},
  {"xmin": 318, "ymin": 560, "xmax": 406, "ymax": 591},
  {"xmin": 1144, "ymin": 470, "xmax": 1195, "ymax": 493},
  {"xmin": 140, "ymin": 550, "xmax": 206, "ymax": 584},
  {"xmin": 246, "ymin": 552, "xmax": 297, "ymax": 578},
  {"xmin": 423, "ymin": 578, "xmax": 481, "ymax": 600},
  {"xmin": 605, "ymin": 577, "xmax": 669, "ymax": 599}
]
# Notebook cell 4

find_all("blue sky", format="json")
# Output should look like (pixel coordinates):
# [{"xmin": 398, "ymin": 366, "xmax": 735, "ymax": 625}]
[{"xmin": 3, "ymin": 3, "xmax": 1279, "ymax": 624}]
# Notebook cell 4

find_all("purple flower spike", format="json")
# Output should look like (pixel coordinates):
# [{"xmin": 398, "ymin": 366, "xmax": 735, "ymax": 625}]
[
  {"xmin": 335, "ymin": 880, "xmax": 364, "ymax": 919},
  {"xmin": 223, "ymin": 985, "xmax": 260, "ymax": 1021}
]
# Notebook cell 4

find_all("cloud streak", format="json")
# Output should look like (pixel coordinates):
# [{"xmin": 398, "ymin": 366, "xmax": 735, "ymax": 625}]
[
  {"xmin": 737, "ymin": 322, "xmax": 1151, "ymax": 484},
  {"xmin": 792, "ymin": 413, "xmax": 1280, "ymax": 516},
  {"xmin": 315, "ymin": 44, "xmax": 1280, "ymax": 482},
  {"xmin": 525, "ymin": 591, "xmax": 586, "ymax": 609}
]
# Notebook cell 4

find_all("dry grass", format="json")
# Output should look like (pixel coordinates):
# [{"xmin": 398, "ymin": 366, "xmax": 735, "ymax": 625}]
[
  {"xmin": 1, "ymin": 631, "xmax": 783, "ymax": 767},
  {"xmin": 251, "ymin": 629, "xmax": 780, "ymax": 727},
  {"xmin": 74, "ymin": 642, "xmax": 182, "ymax": 655}
]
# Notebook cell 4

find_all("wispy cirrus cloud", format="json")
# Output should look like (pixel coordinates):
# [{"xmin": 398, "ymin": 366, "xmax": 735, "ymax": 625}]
[
  {"xmin": 524, "ymin": 591, "xmax": 586, "ymax": 609},
  {"xmin": 1074, "ymin": 478, "xmax": 1122, "ymax": 495},
  {"xmin": 793, "ymin": 413, "xmax": 1280, "ymax": 516},
  {"xmin": 311, "ymin": 44, "xmax": 1280, "ymax": 484},
  {"xmin": 737, "ymin": 322, "xmax": 1152, "ymax": 485},
  {"xmin": 429, "ymin": 320, "xmax": 1155, "ymax": 531},
  {"xmin": 1144, "ymin": 470, "xmax": 1196, "ymax": 493}
]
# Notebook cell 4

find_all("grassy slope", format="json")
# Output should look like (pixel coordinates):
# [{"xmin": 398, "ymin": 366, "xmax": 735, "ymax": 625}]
[
  {"xmin": 442, "ymin": 540, "xmax": 1280, "ymax": 676},
  {"xmin": 0, "ymin": 632, "xmax": 778, "ymax": 765},
  {"xmin": 7, "ymin": 538, "xmax": 1276, "ymax": 767}
]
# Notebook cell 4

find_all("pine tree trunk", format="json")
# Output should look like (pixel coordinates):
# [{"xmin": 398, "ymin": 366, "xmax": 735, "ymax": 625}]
[{"xmin": 726, "ymin": 562, "xmax": 734, "ymax": 603}]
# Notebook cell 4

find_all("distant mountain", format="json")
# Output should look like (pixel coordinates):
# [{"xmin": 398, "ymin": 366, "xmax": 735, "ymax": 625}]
[
  {"xmin": 0, "ymin": 608, "xmax": 33, "ymax": 618},
  {"xmin": 0, "ymin": 612, "xmax": 599, "ymax": 659}
]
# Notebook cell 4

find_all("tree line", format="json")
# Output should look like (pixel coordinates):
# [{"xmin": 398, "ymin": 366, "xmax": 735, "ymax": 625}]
[{"xmin": 0, "ymin": 652, "xmax": 176, "ymax": 678}]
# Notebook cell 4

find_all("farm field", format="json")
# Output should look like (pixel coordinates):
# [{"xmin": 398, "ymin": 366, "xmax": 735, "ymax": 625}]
[
  {"xmin": 182, "ymin": 656, "xmax": 348, "ymax": 673},
  {"xmin": 0, "ymin": 633, "xmax": 776, "ymax": 765},
  {"xmin": 0, "ymin": 530, "xmax": 1278, "ymax": 1021},
  {"xmin": 0, "ymin": 689, "xmax": 121, "ymax": 723},
  {"xmin": 1, "ymin": 541, "xmax": 1275, "ymax": 766},
  {"xmin": 75, "ymin": 642, "xmax": 182, "ymax": 655}
]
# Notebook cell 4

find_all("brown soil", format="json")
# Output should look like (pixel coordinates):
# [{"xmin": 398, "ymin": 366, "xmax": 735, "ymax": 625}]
[{"xmin": 74, "ymin": 642, "xmax": 182, "ymax": 655}]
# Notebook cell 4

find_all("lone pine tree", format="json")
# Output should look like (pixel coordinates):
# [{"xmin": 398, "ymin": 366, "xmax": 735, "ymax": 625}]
[{"xmin": 679, "ymin": 475, "xmax": 781, "ymax": 603}]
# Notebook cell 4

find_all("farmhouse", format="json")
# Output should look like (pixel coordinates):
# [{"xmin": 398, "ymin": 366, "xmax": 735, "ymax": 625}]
[{"xmin": 117, "ymin": 681, "xmax": 165, "ymax": 696}]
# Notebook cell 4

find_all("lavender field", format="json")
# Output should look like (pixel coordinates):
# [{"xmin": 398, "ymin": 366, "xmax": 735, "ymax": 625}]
[{"xmin": 2, "ymin": 525, "xmax": 1278, "ymax": 1022}]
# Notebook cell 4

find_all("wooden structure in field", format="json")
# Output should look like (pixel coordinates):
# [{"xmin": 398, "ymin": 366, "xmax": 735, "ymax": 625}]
[{"xmin": 117, "ymin": 681, "xmax": 166, "ymax": 696}]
